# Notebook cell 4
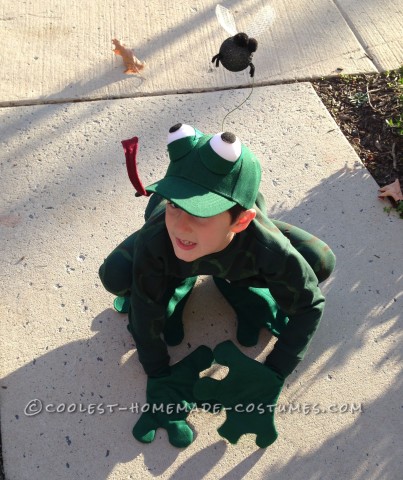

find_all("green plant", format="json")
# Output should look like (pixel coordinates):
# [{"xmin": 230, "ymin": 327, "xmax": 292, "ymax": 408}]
[
  {"xmin": 386, "ymin": 115, "xmax": 403, "ymax": 135},
  {"xmin": 383, "ymin": 202, "xmax": 403, "ymax": 219},
  {"xmin": 349, "ymin": 91, "xmax": 368, "ymax": 107},
  {"xmin": 339, "ymin": 73, "xmax": 355, "ymax": 84},
  {"xmin": 385, "ymin": 66, "xmax": 403, "ymax": 135},
  {"xmin": 384, "ymin": 66, "xmax": 403, "ymax": 83}
]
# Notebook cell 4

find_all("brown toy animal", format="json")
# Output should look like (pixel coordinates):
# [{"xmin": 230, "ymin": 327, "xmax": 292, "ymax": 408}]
[{"xmin": 112, "ymin": 39, "xmax": 146, "ymax": 74}]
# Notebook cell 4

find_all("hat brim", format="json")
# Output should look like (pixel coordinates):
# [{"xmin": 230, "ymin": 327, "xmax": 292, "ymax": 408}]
[{"xmin": 146, "ymin": 176, "xmax": 236, "ymax": 217}]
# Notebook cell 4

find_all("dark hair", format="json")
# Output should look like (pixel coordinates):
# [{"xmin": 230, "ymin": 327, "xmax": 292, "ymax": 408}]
[{"xmin": 228, "ymin": 204, "xmax": 246, "ymax": 223}]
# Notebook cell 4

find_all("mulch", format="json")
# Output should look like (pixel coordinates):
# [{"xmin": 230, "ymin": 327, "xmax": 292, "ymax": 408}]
[{"xmin": 312, "ymin": 68, "xmax": 402, "ymax": 192}]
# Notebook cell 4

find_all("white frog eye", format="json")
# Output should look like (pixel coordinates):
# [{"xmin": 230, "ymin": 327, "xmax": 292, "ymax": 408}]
[
  {"xmin": 210, "ymin": 132, "xmax": 242, "ymax": 162},
  {"xmin": 167, "ymin": 123, "xmax": 196, "ymax": 144}
]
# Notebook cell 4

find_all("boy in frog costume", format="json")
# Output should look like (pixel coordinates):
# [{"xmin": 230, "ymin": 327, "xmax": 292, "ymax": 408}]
[{"xmin": 99, "ymin": 124, "xmax": 335, "ymax": 448}]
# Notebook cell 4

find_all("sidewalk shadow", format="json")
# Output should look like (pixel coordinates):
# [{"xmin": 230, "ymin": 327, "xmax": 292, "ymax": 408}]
[
  {"xmin": 259, "ymin": 370, "xmax": 403, "ymax": 479},
  {"xmin": 1, "ymin": 309, "xmax": 200, "ymax": 479}
]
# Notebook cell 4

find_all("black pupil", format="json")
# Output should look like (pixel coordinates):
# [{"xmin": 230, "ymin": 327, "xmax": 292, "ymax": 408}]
[
  {"xmin": 221, "ymin": 132, "xmax": 236, "ymax": 144},
  {"xmin": 169, "ymin": 123, "xmax": 183, "ymax": 133}
]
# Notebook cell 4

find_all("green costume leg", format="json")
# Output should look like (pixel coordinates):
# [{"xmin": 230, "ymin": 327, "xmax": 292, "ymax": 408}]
[
  {"xmin": 163, "ymin": 276, "xmax": 198, "ymax": 346},
  {"xmin": 254, "ymin": 191, "xmax": 335, "ymax": 283},
  {"xmin": 99, "ymin": 231, "xmax": 138, "ymax": 301},
  {"xmin": 214, "ymin": 219, "xmax": 335, "ymax": 346},
  {"xmin": 271, "ymin": 219, "xmax": 336, "ymax": 283},
  {"xmin": 213, "ymin": 277, "xmax": 285, "ymax": 347}
]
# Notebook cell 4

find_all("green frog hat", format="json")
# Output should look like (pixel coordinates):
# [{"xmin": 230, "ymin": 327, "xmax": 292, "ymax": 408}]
[{"xmin": 145, "ymin": 123, "xmax": 262, "ymax": 217}]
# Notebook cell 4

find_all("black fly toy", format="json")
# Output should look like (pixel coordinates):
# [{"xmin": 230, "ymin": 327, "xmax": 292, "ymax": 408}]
[{"xmin": 212, "ymin": 4, "xmax": 276, "ymax": 78}]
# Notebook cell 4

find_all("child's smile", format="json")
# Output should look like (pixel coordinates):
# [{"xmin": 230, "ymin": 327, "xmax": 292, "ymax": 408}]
[
  {"xmin": 165, "ymin": 202, "xmax": 236, "ymax": 262},
  {"xmin": 175, "ymin": 238, "xmax": 197, "ymax": 250}
]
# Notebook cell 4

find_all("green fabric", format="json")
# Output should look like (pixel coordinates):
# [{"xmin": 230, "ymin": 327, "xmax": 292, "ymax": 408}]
[
  {"xmin": 194, "ymin": 341, "xmax": 284, "ymax": 448},
  {"xmin": 166, "ymin": 128, "xmax": 203, "ymax": 161},
  {"xmin": 163, "ymin": 277, "xmax": 197, "ymax": 345},
  {"xmin": 213, "ymin": 277, "xmax": 288, "ymax": 346},
  {"xmin": 254, "ymin": 192, "xmax": 336, "ymax": 284},
  {"xmin": 98, "ymin": 231, "xmax": 137, "ymax": 297},
  {"xmin": 133, "ymin": 345, "xmax": 213, "ymax": 448},
  {"xmin": 146, "ymin": 127, "xmax": 261, "ymax": 217},
  {"xmin": 270, "ymin": 219, "xmax": 336, "ymax": 284},
  {"xmin": 99, "ymin": 194, "xmax": 335, "ymax": 377},
  {"xmin": 114, "ymin": 295, "xmax": 130, "ymax": 313}
]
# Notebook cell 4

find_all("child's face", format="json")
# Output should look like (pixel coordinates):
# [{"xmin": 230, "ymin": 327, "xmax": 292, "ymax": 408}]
[{"xmin": 165, "ymin": 202, "xmax": 236, "ymax": 262}]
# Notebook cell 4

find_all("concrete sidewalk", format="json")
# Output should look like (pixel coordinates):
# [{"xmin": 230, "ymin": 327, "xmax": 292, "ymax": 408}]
[
  {"xmin": 1, "ymin": 2, "xmax": 402, "ymax": 480},
  {"xmin": 1, "ymin": 0, "xmax": 402, "ymax": 105}
]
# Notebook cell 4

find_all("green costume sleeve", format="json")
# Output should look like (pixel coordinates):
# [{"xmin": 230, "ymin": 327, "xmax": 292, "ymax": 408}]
[
  {"xmin": 262, "ymin": 243, "xmax": 325, "ymax": 377},
  {"xmin": 99, "ymin": 197, "xmax": 183, "ymax": 377},
  {"xmin": 127, "ymin": 203, "xmax": 198, "ymax": 376},
  {"xmin": 127, "ymin": 228, "xmax": 177, "ymax": 376},
  {"xmin": 240, "ymin": 201, "xmax": 327, "ymax": 377}
]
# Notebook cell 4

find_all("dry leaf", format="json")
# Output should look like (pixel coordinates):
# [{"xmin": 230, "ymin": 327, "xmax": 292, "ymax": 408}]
[
  {"xmin": 378, "ymin": 179, "xmax": 403, "ymax": 202},
  {"xmin": 112, "ymin": 39, "xmax": 146, "ymax": 74}
]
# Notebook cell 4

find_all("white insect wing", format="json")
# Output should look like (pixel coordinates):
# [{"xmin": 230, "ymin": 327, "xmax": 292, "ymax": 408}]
[
  {"xmin": 245, "ymin": 4, "xmax": 276, "ymax": 38},
  {"xmin": 215, "ymin": 5, "xmax": 238, "ymax": 36}
]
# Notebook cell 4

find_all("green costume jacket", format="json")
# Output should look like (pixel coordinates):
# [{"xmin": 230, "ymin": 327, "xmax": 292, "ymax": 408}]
[{"xmin": 99, "ymin": 194, "xmax": 328, "ymax": 378}]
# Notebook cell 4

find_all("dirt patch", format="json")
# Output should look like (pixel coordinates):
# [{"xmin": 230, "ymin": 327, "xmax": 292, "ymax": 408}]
[{"xmin": 312, "ymin": 68, "xmax": 402, "ymax": 214}]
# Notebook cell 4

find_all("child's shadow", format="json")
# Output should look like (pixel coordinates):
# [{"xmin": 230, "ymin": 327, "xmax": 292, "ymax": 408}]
[
  {"xmin": 1, "ymin": 309, "xmax": 219, "ymax": 479},
  {"xmin": 2, "ymin": 278, "xmax": 273, "ymax": 479}
]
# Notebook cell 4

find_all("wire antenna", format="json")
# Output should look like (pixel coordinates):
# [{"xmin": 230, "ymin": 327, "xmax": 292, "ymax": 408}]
[{"xmin": 221, "ymin": 77, "xmax": 255, "ymax": 131}]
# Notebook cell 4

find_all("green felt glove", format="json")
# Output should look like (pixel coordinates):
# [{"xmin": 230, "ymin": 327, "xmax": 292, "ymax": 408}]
[
  {"xmin": 193, "ymin": 340, "xmax": 285, "ymax": 448},
  {"xmin": 113, "ymin": 295, "xmax": 130, "ymax": 313},
  {"xmin": 133, "ymin": 345, "xmax": 213, "ymax": 448}
]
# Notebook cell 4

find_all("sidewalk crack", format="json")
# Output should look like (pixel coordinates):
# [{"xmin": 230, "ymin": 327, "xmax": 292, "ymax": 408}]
[{"xmin": 331, "ymin": 0, "xmax": 381, "ymax": 72}]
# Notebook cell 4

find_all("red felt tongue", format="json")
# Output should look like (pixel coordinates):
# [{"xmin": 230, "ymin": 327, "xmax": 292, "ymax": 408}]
[{"xmin": 121, "ymin": 136, "xmax": 150, "ymax": 197}]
